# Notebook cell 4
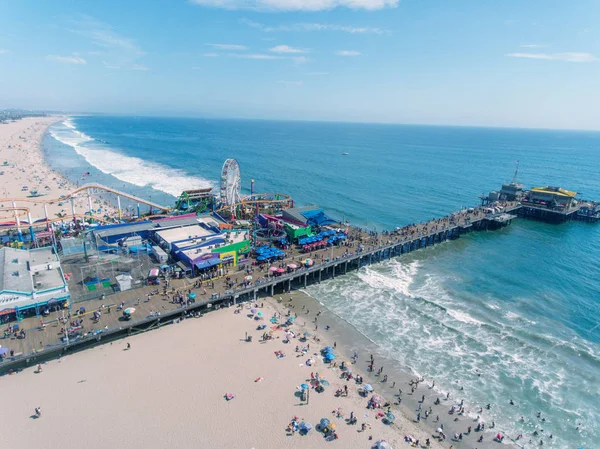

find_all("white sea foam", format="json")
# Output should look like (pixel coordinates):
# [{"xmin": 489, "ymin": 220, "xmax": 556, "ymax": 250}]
[
  {"xmin": 307, "ymin": 261, "xmax": 600, "ymax": 449},
  {"xmin": 50, "ymin": 119, "xmax": 214, "ymax": 198},
  {"xmin": 447, "ymin": 309, "xmax": 484, "ymax": 325}
]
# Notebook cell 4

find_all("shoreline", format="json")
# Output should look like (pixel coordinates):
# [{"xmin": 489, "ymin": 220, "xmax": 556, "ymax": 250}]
[
  {"xmin": 0, "ymin": 116, "xmax": 117, "ymax": 224},
  {"xmin": 270, "ymin": 290, "xmax": 519, "ymax": 449}
]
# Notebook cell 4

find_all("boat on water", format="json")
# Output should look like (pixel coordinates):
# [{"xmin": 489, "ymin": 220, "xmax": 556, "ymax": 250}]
[{"xmin": 342, "ymin": 152, "xmax": 349, "ymax": 155}]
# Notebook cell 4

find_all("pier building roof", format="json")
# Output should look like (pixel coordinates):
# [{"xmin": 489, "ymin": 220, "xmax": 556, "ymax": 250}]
[
  {"xmin": 530, "ymin": 187, "xmax": 577, "ymax": 198},
  {"xmin": 155, "ymin": 225, "xmax": 214, "ymax": 246},
  {"xmin": 0, "ymin": 247, "xmax": 68, "ymax": 312}
]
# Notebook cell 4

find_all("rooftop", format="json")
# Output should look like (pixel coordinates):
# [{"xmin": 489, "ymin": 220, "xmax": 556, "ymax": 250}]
[
  {"xmin": 156, "ymin": 224, "xmax": 215, "ymax": 245},
  {"xmin": 0, "ymin": 247, "xmax": 31, "ymax": 293},
  {"xmin": 530, "ymin": 187, "xmax": 577, "ymax": 198}
]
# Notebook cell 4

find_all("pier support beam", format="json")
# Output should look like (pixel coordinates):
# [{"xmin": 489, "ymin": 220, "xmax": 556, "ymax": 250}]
[
  {"xmin": 71, "ymin": 197, "xmax": 77, "ymax": 225},
  {"xmin": 304, "ymin": 273, "xmax": 307, "ymax": 288},
  {"xmin": 117, "ymin": 196, "xmax": 122, "ymax": 220},
  {"xmin": 43, "ymin": 203, "xmax": 50, "ymax": 231},
  {"xmin": 87, "ymin": 190, "xmax": 94, "ymax": 221},
  {"xmin": 332, "ymin": 265, "xmax": 335, "ymax": 279},
  {"xmin": 318, "ymin": 269, "xmax": 322, "ymax": 283},
  {"xmin": 27, "ymin": 211, "xmax": 34, "ymax": 243},
  {"xmin": 288, "ymin": 278, "xmax": 291, "ymax": 292},
  {"xmin": 12, "ymin": 201, "xmax": 23, "ymax": 242},
  {"xmin": 253, "ymin": 290, "xmax": 257, "ymax": 301},
  {"xmin": 344, "ymin": 261, "xmax": 348, "ymax": 274},
  {"xmin": 270, "ymin": 284, "xmax": 274, "ymax": 297}
]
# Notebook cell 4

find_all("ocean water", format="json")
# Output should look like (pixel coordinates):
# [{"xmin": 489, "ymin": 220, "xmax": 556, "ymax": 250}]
[{"xmin": 45, "ymin": 116, "xmax": 600, "ymax": 448}]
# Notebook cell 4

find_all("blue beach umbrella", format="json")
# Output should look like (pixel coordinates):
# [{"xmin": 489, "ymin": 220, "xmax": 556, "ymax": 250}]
[
  {"xmin": 323, "ymin": 346, "xmax": 334, "ymax": 352},
  {"xmin": 385, "ymin": 412, "xmax": 396, "ymax": 421},
  {"xmin": 320, "ymin": 418, "xmax": 330, "ymax": 427},
  {"xmin": 257, "ymin": 311, "xmax": 264, "ymax": 318},
  {"xmin": 325, "ymin": 353, "xmax": 335, "ymax": 361},
  {"xmin": 299, "ymin": 422, "xmax": 312, "ymax": 432},
  {"xmin": 300, "ymin": 383, "xmax": 309, "ymax": 390},
  {"xmin": 288, "ymin": 317, "xmax": 296, "ymax": 323},
  {"xmin": 364, "ymin": 384, "xmax": 374, "ymax": 392},
  {"xmin": 250, "ymin": 308, "xmax": 257, "ymax": 314}
]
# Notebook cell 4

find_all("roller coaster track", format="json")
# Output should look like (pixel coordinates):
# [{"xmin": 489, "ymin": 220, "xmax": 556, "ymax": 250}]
[
  {"xmin": 215, "ymin": 192, "xmax": 293, "ymax": 216},
  {"xmin": 0, "ymin": 211, "xmax": 113, "ymax": 231},
  {"xmin": 0, "ymin": 183, "xmax": 171, "ymax": 211}
]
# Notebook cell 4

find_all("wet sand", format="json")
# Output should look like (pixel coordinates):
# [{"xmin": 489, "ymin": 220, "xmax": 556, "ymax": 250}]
[{"xmin": 278, "ymin": 290, "xmax": 521, "ymax": 449}]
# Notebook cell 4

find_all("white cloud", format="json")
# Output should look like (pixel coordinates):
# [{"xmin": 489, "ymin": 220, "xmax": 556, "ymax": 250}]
[
  {"xmin": 192, "ymin": 0, "xmax": 398, "ymax": 11},
  {"xmin": 204, "ymin": 52, "xmax": 219, "ymax": 57},
  {"xmin": 131, "ymin": 64, "xmax": 150, "ymax": 71},
  {"xmin": 308, "ymin": 72, "xmax": 329, "ymax": 76},
  {"xmin": 506, "ymin": 52, "xmax": 597, "ymax": 62},
  {"xmin": 335, "ymin": 50, "xmax": 361, "ymax": 56},
  {"xmin": 206, "ymin": 43, "xmax": 248, "ymax": 50},
  {"xmin": 241, "ymin": 18, "xmax": 387, "ymax": 34},
  {"xmin": 68, "ymin": 16, "xmax": 144, "ymax": 56},
  {"xmin": 269, "ymin": 45, "xmax": 308, "ymax": 54},
  {"xmin": 102, "ymin": 61, "xmax": 120, "ymax": 69},
  {"xmin": 233, "ymin": 53, "xmax": 281, "ymax": 59},
  {"xmin": 292, "ymin": 56, "xmax": 310, "ymax": 65},
  {"xmin": 47, "ymin": 55, "xmax": 87, "ymax": 64},
  {"xmin": 0, "ymin": 49, "xmax": 9, "ymax": 54},
  {"xmin": 192, "ymin": 66, "xmax": 202, "ymax": 70},
  {"xmin": 277, "ymin": 80, "xmax": 304, "ymax": 85},
  {"xmin": 519, "ymin": 44, "xmax": 547, "ymax": 48}
]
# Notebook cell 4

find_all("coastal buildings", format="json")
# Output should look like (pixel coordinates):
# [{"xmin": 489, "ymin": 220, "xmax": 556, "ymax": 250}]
[{"xmin": 0, "ymin": 246, "xmax": 69, "ymax": 320}]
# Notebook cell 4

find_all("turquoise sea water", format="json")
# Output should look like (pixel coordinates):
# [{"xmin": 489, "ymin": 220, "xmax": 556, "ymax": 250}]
[{"xmin": 45, "ymin": 116, "xmax": 600, "ymax": 448}]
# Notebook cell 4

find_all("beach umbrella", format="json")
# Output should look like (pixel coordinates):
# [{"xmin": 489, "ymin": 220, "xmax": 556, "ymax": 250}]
[
  {"xmin": 300, "ymin": 383, "xmax": 309, "ymax": 390},
  {"xmin": 364, "ymin": 384, "xmax": 374, "ymax": 392},
  {"xmin": 123, "ymin": 307, "xmax": 135, "ymax": 315},
  {"xmin": 299, "ymin": 422, "xmax": 312, "ymax": 432},
  {"xmin": 244, "ymin": 275, "xmax": 252, "ymax": 281},
  {"xmin": 270, "ymin": 317, "xmax": 278, "ymax": 323},
  {"xmin": 371, "ymin": 394, "xmax": 383, "ymax": 403},
  {"xmin": 257, "ymin": 311, "xmax": 264, "ymax": 318},
  {"xmin": 0, "ymin": 347, "xmax": 8, "ymax": 356},
  {"xmin": 288, "ymin": 317, "xmax": 296, "ymax": 323},
  {"xmin": 373, "ymin": 441, "xmax": 392, "ymax": 449},
  {"xmin": 385, "ymin": 412, "xmax": 396, "ymax": 421},
  {"xmin": 287, "ymin": 264, "xmax": 297, "ymax": 269},
  {"xmin": 320, "ymin": 418, "xmax": 330, "ymax": 428},
  {"xmin": 303, "ymin": 332, "xmax": 311, "ymax": 338},
  {"xmin": 325, "ymin": 353, "xmax": 335, "ymax": 361},
  {"xmin": 321, "ymin": 380, "xmax": 330, "ymax": 386},
  {"xmin": 269, "ymin": 267, "xmax": 279, "ymax": 272},
  {"xmin": 250, "ymin": 308, "xmax": 257, "ymax": 314},
  {"xmin": 323, "ymin": 346, "xmax": 334, "ymax": 352},
  {"xmin": 436, "ymin": 428, "xmax": 443, "ymax": 434}
]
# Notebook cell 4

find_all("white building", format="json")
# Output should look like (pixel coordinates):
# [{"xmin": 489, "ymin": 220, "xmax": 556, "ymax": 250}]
[{"xmin": 0, "ymin": 247, "xmax": 69, "ymax": 318}]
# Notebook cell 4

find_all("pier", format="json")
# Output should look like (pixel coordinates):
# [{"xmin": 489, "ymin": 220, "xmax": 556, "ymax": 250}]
[{"xmin": 1, "ymin": 176, "xmax": 599, "ymax": 374}]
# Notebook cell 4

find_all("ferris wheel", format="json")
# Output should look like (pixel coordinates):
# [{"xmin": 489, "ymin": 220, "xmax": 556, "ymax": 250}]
[{"xmin": 220, "ymin": 158, "xmax": 242, "ymax": 209}]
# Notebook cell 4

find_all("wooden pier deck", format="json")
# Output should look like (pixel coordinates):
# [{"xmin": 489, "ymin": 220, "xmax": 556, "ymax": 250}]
[{"xmin": 1, "ymin": 201, "xmax": 526, "ymax": 373}]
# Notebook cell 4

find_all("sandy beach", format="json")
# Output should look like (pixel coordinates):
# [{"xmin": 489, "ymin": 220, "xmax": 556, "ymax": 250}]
[
  {"xmin": 0, "ymin": 116, "xmax": 113, "ymax": 224},
  {"xmin": 0, "ymin": 295, "xmax": 444, "ymax": 449}
]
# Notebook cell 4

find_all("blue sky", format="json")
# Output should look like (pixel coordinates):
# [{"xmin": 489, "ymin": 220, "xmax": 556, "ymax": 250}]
[{"xmin": 0, "ymin": 0, "xmax": 599, "ymax": 129}]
